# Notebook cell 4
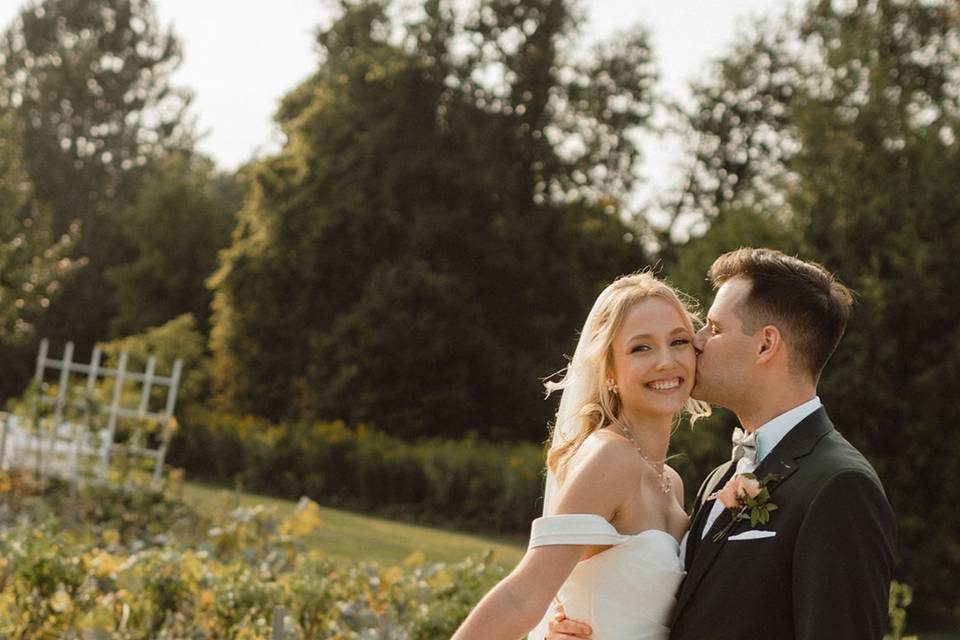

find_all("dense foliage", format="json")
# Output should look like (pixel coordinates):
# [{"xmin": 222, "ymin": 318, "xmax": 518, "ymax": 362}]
[
  {"xmin": 0, "ymin": 106, "xmax": 81, "ymax": 394},
  {"xmin": 0, "ymin": 473, "xmax": 508, "ymax": 638},
  {"xmin": 663, "ymin": 0, "xmax": 960, "ymax": 626},
  {"xmin": 170, "ymin": 408, "xmax": 545, "ymax": 534},
  {"xmin": 0, "ymin": 0, "xmax": 196, "ymax": 356},
  {"xmin": 208, "ymin": 0, "xmax": 652, "ymax": 439},
  {"xmin": 105, "ymin": 152, "xmax": 240, "ymax": 336}
]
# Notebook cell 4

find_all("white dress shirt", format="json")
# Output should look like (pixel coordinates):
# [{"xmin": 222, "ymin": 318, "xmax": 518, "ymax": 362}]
[{"xmin": 698, "ymin": 396, "xmax": 822, "ymax": 539}]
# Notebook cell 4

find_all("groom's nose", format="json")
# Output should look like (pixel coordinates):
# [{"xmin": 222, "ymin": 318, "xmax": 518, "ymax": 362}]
[{"xmin": 693, "ymin": 327, "xmax": 706, "ymax": 352}]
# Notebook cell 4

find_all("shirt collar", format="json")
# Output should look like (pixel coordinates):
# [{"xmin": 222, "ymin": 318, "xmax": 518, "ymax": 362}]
[{"xmin": 753, "ymin": 396, "xmax": 822, "ymax": 462}]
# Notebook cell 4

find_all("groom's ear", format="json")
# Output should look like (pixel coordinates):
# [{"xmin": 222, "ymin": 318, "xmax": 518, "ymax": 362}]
[{"xmin": 755, "ymin": 325, "xmax": 783, "ymax": 364}]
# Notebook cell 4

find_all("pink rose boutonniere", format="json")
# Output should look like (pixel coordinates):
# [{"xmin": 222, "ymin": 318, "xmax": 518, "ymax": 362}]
[{"xmin": 709, "ymin": 472, "xmax": 783, "ymax": 542}]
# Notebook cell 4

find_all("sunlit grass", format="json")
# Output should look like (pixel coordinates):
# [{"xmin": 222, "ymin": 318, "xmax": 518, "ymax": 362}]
[{"xmin": 182, "ymin": 481, "xmax": 526, "ymax": 568}]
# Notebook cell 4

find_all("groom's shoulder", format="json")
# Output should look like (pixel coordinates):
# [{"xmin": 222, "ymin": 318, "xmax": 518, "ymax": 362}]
[{"xmin": 808, "ymin": 423, "xmax": 884, "ymax": 487}]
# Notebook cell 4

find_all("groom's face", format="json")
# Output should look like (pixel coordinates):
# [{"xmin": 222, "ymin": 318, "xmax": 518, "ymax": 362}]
[{"xmin": 691, "ymin": 277, "xmax": 758, "ymax": 408}]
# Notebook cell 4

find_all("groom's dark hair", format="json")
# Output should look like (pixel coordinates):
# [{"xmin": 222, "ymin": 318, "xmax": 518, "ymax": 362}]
[{"xmin": 709, "ymin": 248, "xmax": 854, "ymax": 382}]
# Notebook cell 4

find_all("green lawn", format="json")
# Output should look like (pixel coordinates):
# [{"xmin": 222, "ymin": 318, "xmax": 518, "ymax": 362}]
[{"xmin": 182, "ymin": 481, "xmax": 526, "ymax": 568}]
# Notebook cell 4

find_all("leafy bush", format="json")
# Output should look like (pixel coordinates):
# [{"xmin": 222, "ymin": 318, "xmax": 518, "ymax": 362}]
[
  {"xmin": 0, "ymin": 475, "xmax": 507, "ymax": 638},
  {"xmin": 169, "ymin": 408, "xmax": 545, "ymax": 533}
]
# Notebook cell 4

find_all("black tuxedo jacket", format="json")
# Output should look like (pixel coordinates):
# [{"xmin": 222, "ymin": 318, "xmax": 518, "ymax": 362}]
[{"xmin": 670, "ymin": 408, "xmax": 896, "ymax": 640}]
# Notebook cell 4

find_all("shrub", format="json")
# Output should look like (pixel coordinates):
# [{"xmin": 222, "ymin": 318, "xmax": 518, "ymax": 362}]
[
  {"xmin": 0, "ymin": 480, "xmax": 507, "ymax": 639},
  {"xmin": 169, "ymin": 408, "xmax": 545, "ymax": 533}
]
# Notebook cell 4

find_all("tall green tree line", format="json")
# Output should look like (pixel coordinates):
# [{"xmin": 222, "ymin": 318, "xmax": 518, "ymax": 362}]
[
  {"xmin": 665, "ymin": 0, "xmax": 960, "ymax": 627},
  {"xmin": 209, "ymin": 0, "xmax": 655, "ymax": 439}
]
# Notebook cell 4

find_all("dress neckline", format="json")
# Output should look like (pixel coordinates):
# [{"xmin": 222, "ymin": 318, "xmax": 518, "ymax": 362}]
[
  {"xmin": 538, "ymin": 513, "xmax": 683, "ymax": 546},
  {"xmin": 627, "ymin": 527, "xmax": 682, "ymax": 547}
]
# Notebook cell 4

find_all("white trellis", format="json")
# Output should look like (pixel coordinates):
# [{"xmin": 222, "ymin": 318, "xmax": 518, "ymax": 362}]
[{"xmin": 0, "ymin": 338, "xmax": 183, "ymax": 489}]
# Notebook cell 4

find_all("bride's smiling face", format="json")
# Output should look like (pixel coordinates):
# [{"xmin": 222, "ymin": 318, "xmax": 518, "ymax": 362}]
[{"xmin": 609, "ymin": 297, "xmax": 696, "ymax": 421}]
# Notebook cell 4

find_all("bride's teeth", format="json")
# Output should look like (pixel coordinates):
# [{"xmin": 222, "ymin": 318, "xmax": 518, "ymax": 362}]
[{"xmin": 648, "ymin": 378, "xmax": 680, "ymax": 390}]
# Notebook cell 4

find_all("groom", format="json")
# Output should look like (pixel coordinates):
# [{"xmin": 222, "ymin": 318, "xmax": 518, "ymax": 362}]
[{"xmin": 548, "ymin": 248, "xmax": 896, "ymax": 640}]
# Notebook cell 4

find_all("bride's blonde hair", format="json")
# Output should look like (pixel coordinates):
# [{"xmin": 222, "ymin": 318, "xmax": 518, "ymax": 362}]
[{"xmin": 545, "ymin": 272, "xmax": 711, "ymax": 481}]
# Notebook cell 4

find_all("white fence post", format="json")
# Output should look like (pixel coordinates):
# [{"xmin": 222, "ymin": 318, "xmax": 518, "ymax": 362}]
[
  {"xmin": 100, "ymin": 350, "xmax": 128, "ymax": 479},
  {"xmin": 152, "ymin": 358, "xmax": 182, "ymax": 488},
  {"xmin": 29, "ymin": 340, "xmax": 48, "ymax": 481},
  {"xmin": 44, "ymin": 341, "xmax": 74, "ymax": 483},
  {"xmin": 71, "ymin": 346, "xmax": 102, "ymax": 490}
]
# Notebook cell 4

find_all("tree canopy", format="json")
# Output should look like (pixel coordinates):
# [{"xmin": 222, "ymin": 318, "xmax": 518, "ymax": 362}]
[
  {"xmin": 209, "ymin": 0, "xmax": 655, "ymax": 439},
  {"xmin": 0, "ymin": 0, "xmax": 194, "ymax": 352},
  {"xmin": 0, "ymin": 104, "xmax": 80, "ymax": 396},
  {"xmin": 666, "ymin": 0, "xmax": 960, "ymax": 626}
]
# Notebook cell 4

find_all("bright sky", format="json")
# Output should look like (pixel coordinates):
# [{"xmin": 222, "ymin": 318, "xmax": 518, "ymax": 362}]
[{"xmin": 2, "ymin": 0, "xmax": 795, "ymax": 208}]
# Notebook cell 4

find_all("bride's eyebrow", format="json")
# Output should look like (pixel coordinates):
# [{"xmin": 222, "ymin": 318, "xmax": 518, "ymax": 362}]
[{"xmin": 626, "ymin": 327, "xmax": 689, "ymax": 341}]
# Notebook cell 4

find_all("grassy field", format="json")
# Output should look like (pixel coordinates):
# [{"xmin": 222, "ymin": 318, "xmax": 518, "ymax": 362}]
[{"xmin": 182, "ymin": 481, "xmax": 526, "ymax": 568}]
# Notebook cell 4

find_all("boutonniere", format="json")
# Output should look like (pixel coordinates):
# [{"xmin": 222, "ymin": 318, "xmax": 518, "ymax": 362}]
[{"xmin": 709, "ymin": 472, "xmax": 783, "ymax": 542}]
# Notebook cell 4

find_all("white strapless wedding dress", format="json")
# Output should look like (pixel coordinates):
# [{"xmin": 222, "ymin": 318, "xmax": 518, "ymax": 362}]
[{"xmin": 527, "ymin": 514, "xmax": 685, "ymax": 640}]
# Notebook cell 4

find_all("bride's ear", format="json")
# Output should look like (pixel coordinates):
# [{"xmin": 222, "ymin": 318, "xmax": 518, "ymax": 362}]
[{"xmin": 605, "ymin": 377, "xmax": 619, "ymax": 395}]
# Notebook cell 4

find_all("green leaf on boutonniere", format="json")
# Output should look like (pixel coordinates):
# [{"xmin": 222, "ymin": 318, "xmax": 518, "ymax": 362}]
[{"xmin": 710, "ymin": 472, "xmax": 786, "ymax": 542}]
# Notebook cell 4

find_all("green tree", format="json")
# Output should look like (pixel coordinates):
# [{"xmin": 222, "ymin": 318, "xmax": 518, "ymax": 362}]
[
  {"xmin": 210, "ymin": 0, "xmax": 654, "ymax": 438},
  {"xmin": 97, "ymin": 312, "xmax": 209, "ymax": 410},
  {"xmin": 0, "ymin": 106, "xmax": 80, "ymax": 398},
  {"xmin": 658, "ymin": 14, "xmax": 802, "ymax": 253},
  {"xmin": 667, "ymin": 0, "xmax": 960, "ymax": 627},
  {"xmin": 788, "ymin": 2, "xmax": 960, "ymax": 628},
  {"xmin": 0, "ymin": 0, "xmax": 194, "ymax": 354},
  {"xmin": 105, "ymin": 152, "xmax": 239, "ymax": 337}
]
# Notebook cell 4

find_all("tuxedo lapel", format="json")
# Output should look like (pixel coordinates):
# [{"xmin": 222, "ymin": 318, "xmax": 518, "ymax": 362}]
[
  {"xmin": 684, "ymin": 461, "xmax": 734, "ymax": 572},
  {"xmin": 673, "ymin": 408, "xmax": 835, "ymax": 621},
  {"xmin": 674, "ymin": 502, "xmax": 734, "ymax": 618},
  {"xmin": 752, "ymin": 408, "xmax": 833, "ymax": 485}
]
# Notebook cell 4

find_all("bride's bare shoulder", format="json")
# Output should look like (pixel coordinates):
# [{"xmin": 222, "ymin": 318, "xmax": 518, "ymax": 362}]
[
  {"xmin": 561, "ymin": 430, "xmax": 645, "ymax": 492},
  {"xmin": 578, "ymin": 427, "xmax": 641, "ymax": 461}
]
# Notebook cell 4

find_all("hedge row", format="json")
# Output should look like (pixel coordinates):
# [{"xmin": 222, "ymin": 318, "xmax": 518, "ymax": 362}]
[{"xmin": 169, "ymin": 408, "xmax": 546, "ymax": 533}]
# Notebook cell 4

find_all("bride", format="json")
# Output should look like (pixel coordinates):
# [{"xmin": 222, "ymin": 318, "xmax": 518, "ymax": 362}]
[{"xmin": 452, "ymin": 272, "xmax": 709, "ymax": 640}]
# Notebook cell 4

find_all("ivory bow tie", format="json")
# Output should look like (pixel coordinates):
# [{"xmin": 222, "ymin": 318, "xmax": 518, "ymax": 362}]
[{"xmin": 731, "ymin": 427, "xmax": 758, "ymax": 464}]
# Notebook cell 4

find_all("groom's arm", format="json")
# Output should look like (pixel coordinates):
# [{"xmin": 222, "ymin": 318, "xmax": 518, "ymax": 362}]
[{"xmin": 793, "ymin": 470, "xmax": 896, "ymax": 640}]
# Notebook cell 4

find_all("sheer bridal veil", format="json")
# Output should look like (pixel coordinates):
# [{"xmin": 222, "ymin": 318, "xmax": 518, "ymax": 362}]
[{"xmin": 529, "ymin": 282, "xmax": 617, "ymax": 639}]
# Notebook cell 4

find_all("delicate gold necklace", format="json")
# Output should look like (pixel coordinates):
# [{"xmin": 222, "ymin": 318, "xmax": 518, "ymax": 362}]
[{"xmin": 616, "ymin": 423, "xmax": 671, "ymax": 495}]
